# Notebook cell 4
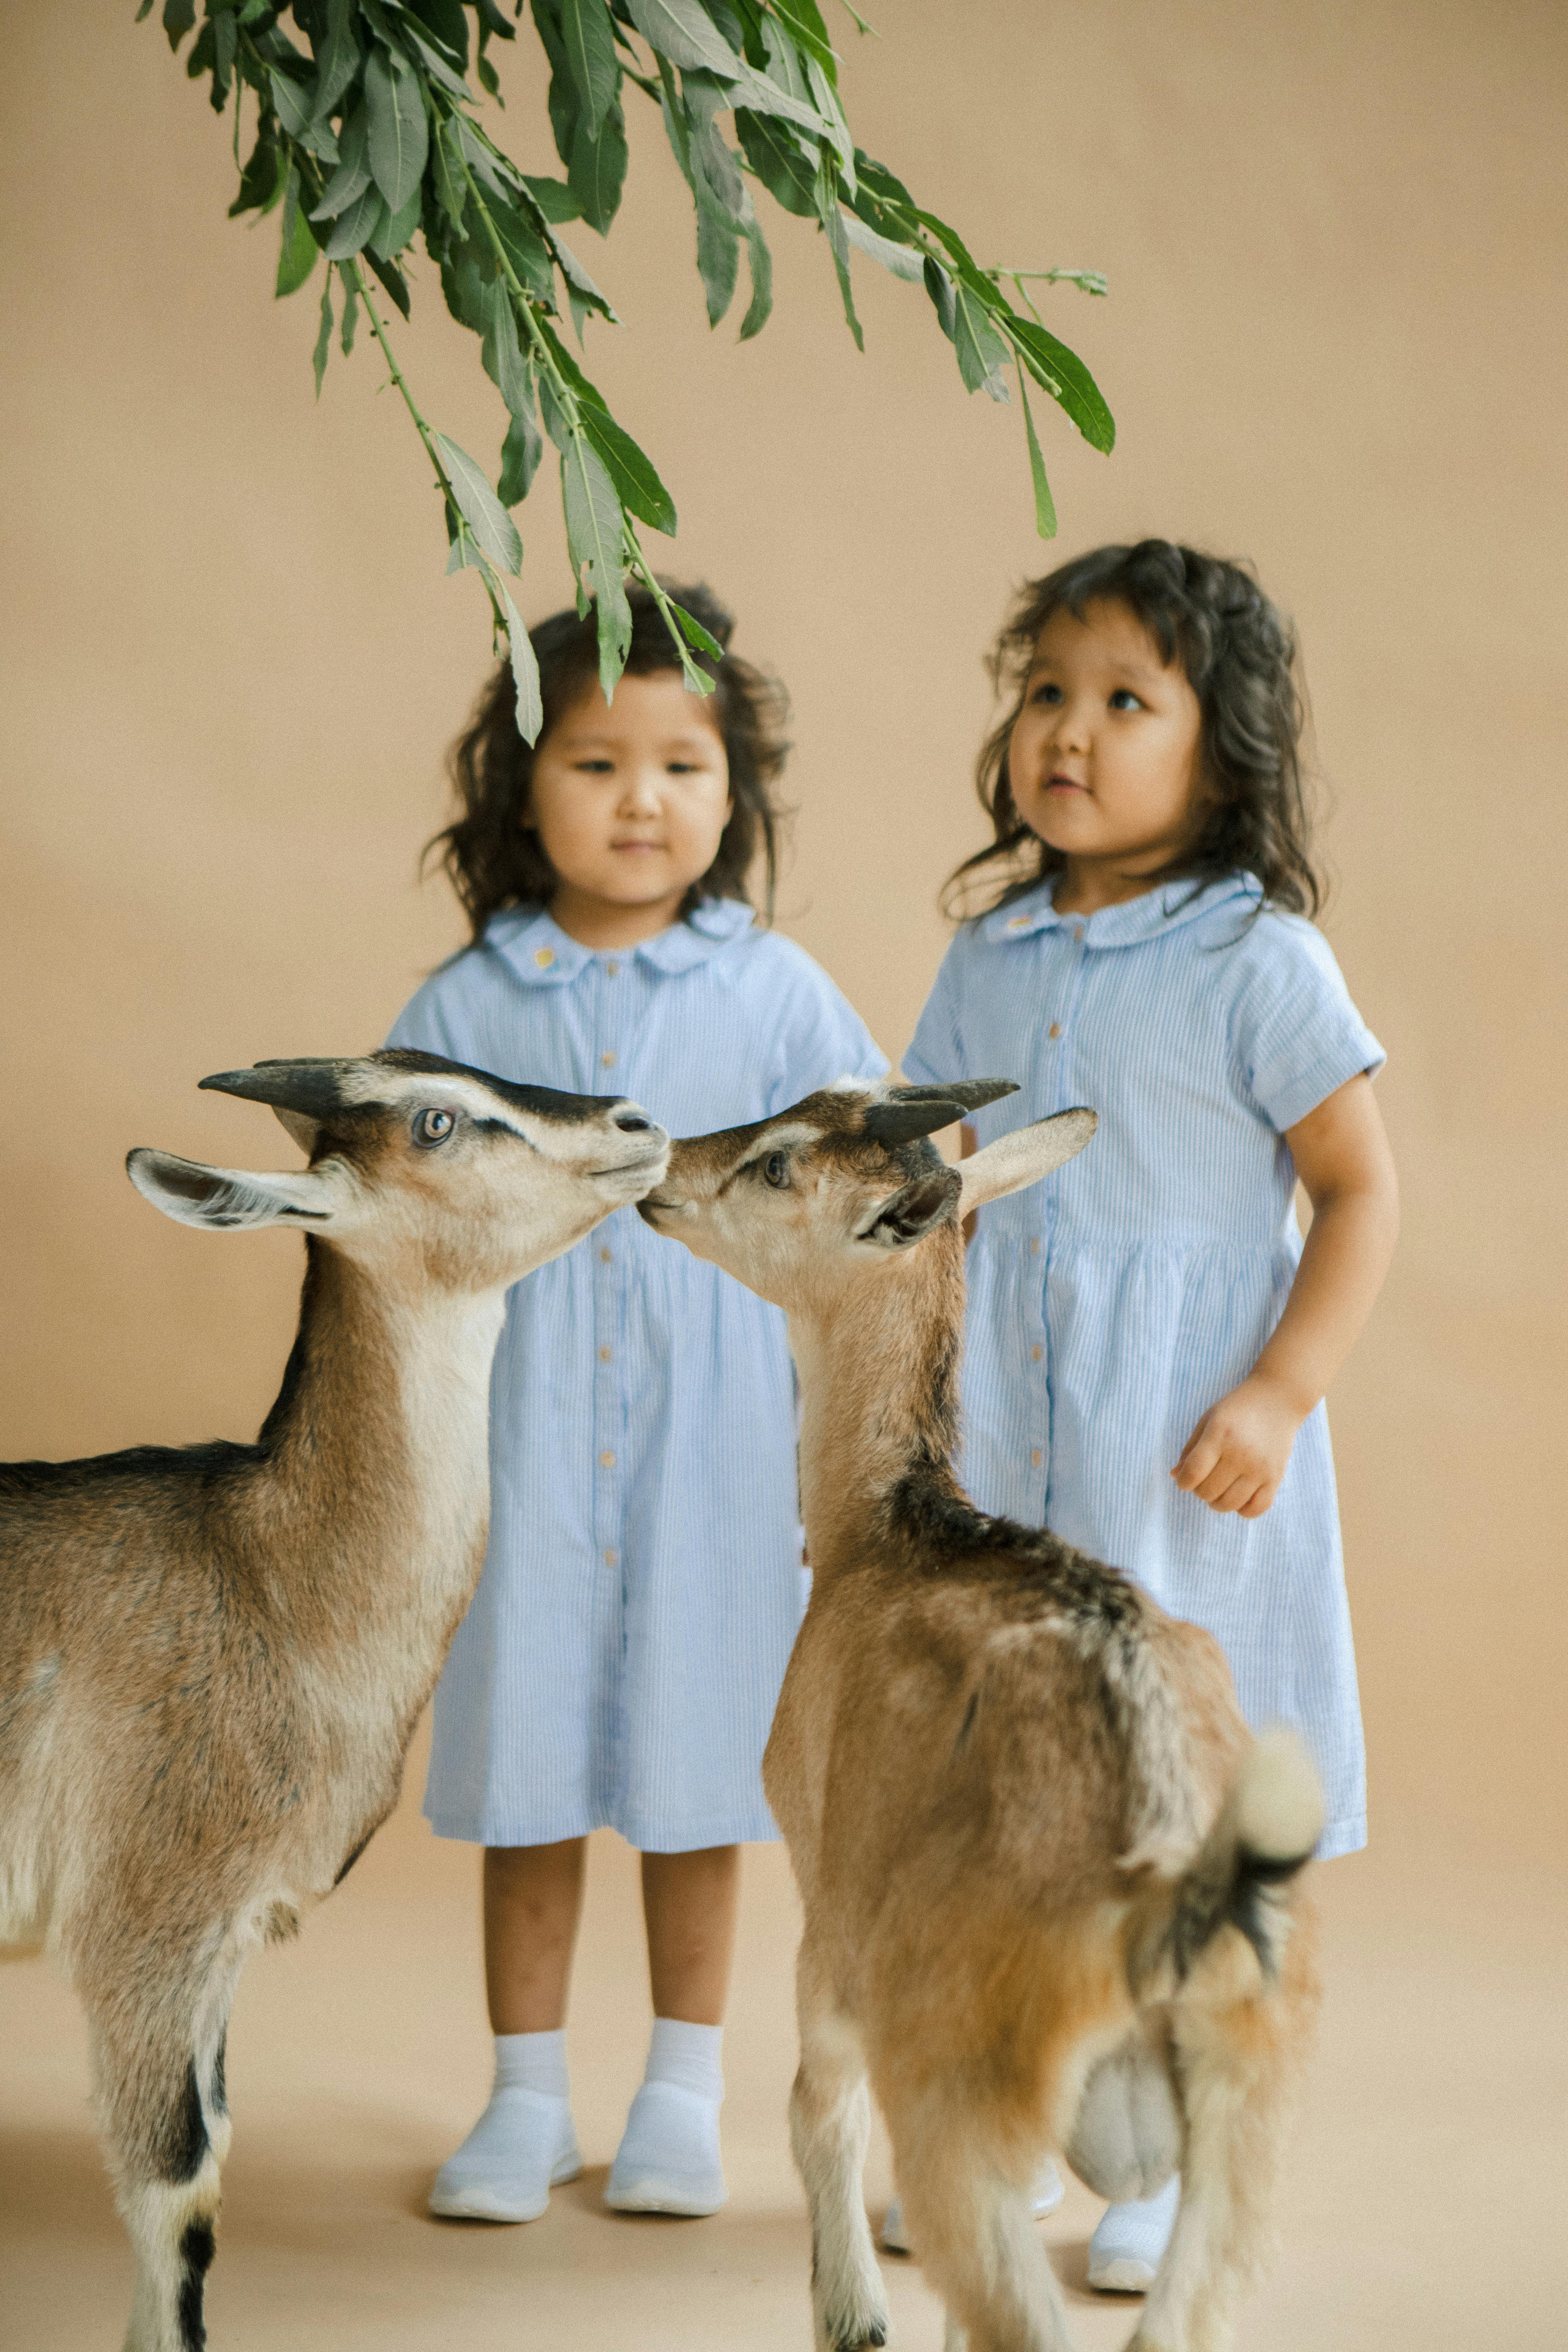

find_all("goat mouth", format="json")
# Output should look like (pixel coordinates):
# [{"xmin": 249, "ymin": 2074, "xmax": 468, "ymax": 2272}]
[{"xmin": 593, "ymin": 1150, "xmax": 667, "ymax": 1179}]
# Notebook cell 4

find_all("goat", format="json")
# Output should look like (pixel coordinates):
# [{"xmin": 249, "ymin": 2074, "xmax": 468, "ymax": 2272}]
[
  {"xmin": 0, "ymin": 1049, "xmax": 667, "ymax": 2352},
  {"xmin": 640, "ymin": 1081, "xmax": 1323, "ymax": 2352}
]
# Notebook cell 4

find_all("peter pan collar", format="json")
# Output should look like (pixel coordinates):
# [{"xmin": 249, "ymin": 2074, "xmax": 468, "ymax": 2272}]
[
  {"xmin": 486, "ymin": 897, "xmax": 755, "ymax": 986},
  {"xmin": 981, "ymin": 872, "xmax": 1263, "ymax": 950}
]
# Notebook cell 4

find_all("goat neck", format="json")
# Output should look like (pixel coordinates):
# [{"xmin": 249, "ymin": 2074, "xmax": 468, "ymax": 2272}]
[{"xmin": 791, "ymin": 1215, "xmax": 967, "ymax": 1580}]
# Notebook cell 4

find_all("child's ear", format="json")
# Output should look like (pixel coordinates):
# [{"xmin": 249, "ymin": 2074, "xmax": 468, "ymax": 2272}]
[{"xmin": 956, "ymin": 1109, "xmax": 1097, "ymax": 1218}]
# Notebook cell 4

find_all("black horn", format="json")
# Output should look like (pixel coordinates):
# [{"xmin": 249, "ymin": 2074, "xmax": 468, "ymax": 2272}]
[
  {"xmin": 887, "ymin": 1079, "xmax": 1020, "ymax": 1113},
  {"xmin": 862, "ymin": 1098, "xmax": 969, "ymax": 1147},
  {"xmin": 198, "ymin": 1060, "xmax": 359, "ymax": 1119}
]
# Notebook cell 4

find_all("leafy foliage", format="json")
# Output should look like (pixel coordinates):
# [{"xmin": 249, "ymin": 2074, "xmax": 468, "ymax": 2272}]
[{"xmin": 139, "ymin": 0, "xmax": 1113, "ymax": 735}]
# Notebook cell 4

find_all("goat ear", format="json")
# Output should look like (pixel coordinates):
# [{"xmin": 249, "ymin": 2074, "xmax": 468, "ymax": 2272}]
[
  {"xmin": 862, "ymin": 1099, "xmax": 967, "ymax": 1148},
  {"xmin": 957, "ymin": 1108, "xmax": 1097, "ymax": 1217},
  {"xmin": 126, "ymin": 1149, "xmax": 337, "ymax": 1231},
  {"xmin": 854, "ymin": 1166, "xmax": 961, "ymax": 1251},
  {"xmin": 889, "ymin": 1079, "xmax": 1019, "ymax": 1114}
]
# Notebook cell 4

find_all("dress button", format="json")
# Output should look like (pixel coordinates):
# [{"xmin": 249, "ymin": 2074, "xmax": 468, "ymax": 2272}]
[
  {"xmin": 535, "ymin": 946, "xmax": 556, "ymax": 968},
  {"xmin": 1048, "ymin": 1022, "xmax": 1062, "ymax": 1040},
  {"xmin": 600, "ymin": 1450, "xmax": 615, "ymax": 1469},
  {"xmin": 600, "ymin": 1246, "xmax": 612, "ymax": 1263},
  {"xmin": 1031, "ymin": 1344, "xmax": 1043, "ymax": 1362},
  {"xmin": 604, "ymin": 1547, "xmax": 619, "ymax": 1567},
  {"xmin": 599, "ymin": 1345, "xmax": 612, "ymax": 1362},
  {"xmin": 1029, "ymin": 1238, "xmax": 1040, "ymax": 1256},
  {"xmin": 606, "ymin": 960, "xmax": 621, "ymax": 976},
  {"xmin": 1031, "ymin": 1448, "xmax": 1043, "ymax": 1468},
  {"xmin": 601, "ymin": 1050, "xmax": 617, "ymax": 1068},
  {"xmin": 1073, "ymin": 922, "xmax": 1085, "ymax": 942}
]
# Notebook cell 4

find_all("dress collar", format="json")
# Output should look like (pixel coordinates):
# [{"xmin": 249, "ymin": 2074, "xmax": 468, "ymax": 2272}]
[
  {"xmin": 486, "ymin": 897, "xmax": 755, "ymax": 985},
  {"xmin": 980, "ymin": 871, "xmax": 1262, "ymax": 950}
]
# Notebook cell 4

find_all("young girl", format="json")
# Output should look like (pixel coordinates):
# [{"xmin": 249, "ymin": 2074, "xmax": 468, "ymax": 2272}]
[
  {"xmin": 901, "ymin": 540, "xmax": 1398, "ymax": 2287},
  {"xmin": 388, "ymin": 584, "xmax": 886, "ymax": 2225}
]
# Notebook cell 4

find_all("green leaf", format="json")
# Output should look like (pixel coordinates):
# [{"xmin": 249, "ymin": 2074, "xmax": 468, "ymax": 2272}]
[
  {"xmin": 536, "ymin": 365, "xmax": 575, "ymax": 454},
  {"xmin": 499, "ymin": 400, "xmax": 544, "ymax": 505},
  {"xmin": 922, "ymin": 252, "xmax": 955, "ymax": 340},
  {"xmin": 408, "ymin": 0, "xmax": 470, "ymax": 68},
  {"xmin": 230, "ymin": 126, "xmax": 286, "ymax": 218},
  {"xmin": 1015, "ymin": 370, "xmax": 1057, "ymax": 540},
  {"xmin": 431, "ymin": 117, "xmax": 468, "ymax": 228},
  {"xmin": 567, "ymin": 102, "xmax": 628, "ymax": 233},
  {"xmin": 694, "ymin": 182, "xmax": 740, "ymax": 325},
  {"xmin": 534, "ymin": 0, "xmax": 581, "ymax": 169},
  {"xmin": 667, "ymin": 597, "xmax": 726, "ymax": 660},
  {"xmin": 476, "ymin": 48, "xmax": 501, "ymax": 97},
  {"xmin": 276, "ymin": 165, "xmax": 320, "ymax": 296},
  {"xmin": 211, "ymin": 10, "xmax": 238, "ymax": 108},
  {"xmin": 399, "ymin": 18, "xmax": 474, "ymax": 100},
  {"xmin": 802, "ymin": 52, "xmax": 853, "ymax": 188},
  {"xmin": 522, "ymin": 174, "xmax": 582, "ymax": 222},
  {"xmin": 436, "ymin": 433, "xmax": 524, "ymax": 572},
  {"xmin": 309, "ymin": 0, "xmax": 362, "ymax": 120},
  {"xmin": 626, "ymin": 0, "xmax": 742, "ymax": 76},
  {"xmin": 311, "ymin": 102, "xmax": 373, "ymax": 218},
  {"xmin": 482, "ymin": 279, "xmax": 533, "ymax": 415},
  {"xmin": 362, "ymin": 247, "xmax": 412, "ymax": 317},
  {"xmin": 734, "ymin": 109, "xmax": 818, "ymax": 218},
  {"xmin": 365, "ymin": 45, "xmax": 428, "ymax": 214},
  {"xmin": 162, "ymin": 0, "xmax": 195, "ymax": 50},
  {"xmin": 738, "ymin": 202, "xmax": 772, "ymax": 338},
  {"xmin": 950, "ymin": 280, "xmax": 1011, "ymax": 402},
  {"xmin": 814, "ymin": 175, "xmax": 862, "ymax": 352},
  {"xmin": 486, "ymin": 195, "xmax": 557, "ymax": 306},
  {"xmin": 323, "ymin": 181, "xmax": 382, "ymax": 258},
  {"xmin": 682, "ymin": 74, "xmax": 745, "ymax": 217},
  {"xmin": 1005, "ymin": 312, "xmax": 1116, "ymax": 454},
  {"xmin": 339, "ymin": 266, "xmax": 360, "ymax": 352},
  {"xmin": 840, "ymin": 208, "xmax": 921, "ymax": 281},
  {"xmin": 368, "ymin": 181, "xmax": 421, "ymax": 261},
  {"xmin": 560, "ymin": 438, "xmax": 631, "ymax": 697},
  {"xmin": 475, "ymin": 0, "xmax": 516, "ymax": 40},
  {"xmin": 765, "ymin": 0, "xmax": 838, "ymax": 80},
  {"xmin": 579, "ymin": 406, "xmax": 677, "ymax": 534},
  {"xmin": 498, "ymin": 579, "xmax": 545, "ymax": 742},
  {"xmin": 312, "ymin": 274, "xmax": 335, "ymax": 395},
  {"xmin": 560, "ymin": 0, "xmax": 620, "ymax": 135}
]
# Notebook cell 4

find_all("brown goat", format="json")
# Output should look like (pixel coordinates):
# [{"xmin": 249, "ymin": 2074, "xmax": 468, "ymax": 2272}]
[
  {"xmin": 0, "ymin": 1050, "xmax": 667, "ymax": 2352},
  {"xmin": 641, "ymin": 1081, "xmax": 1322, "ymax": 2352}
]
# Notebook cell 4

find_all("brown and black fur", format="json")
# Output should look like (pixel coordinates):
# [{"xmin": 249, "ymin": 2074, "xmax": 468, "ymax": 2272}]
[{"xmin": 644, "ymin": 1085, "xmax": 1323, "ymax": 2352}]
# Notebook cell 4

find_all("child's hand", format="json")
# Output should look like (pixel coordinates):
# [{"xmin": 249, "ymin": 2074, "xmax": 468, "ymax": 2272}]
[{"xmin": 1172, "ymin": 1375, "xmax": 1307, "ymax": 1518}]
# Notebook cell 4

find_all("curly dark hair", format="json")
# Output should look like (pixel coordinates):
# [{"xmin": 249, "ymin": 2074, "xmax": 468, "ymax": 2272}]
[
  {"xmin": 428, "ymin": 582, "xmax": 791, "ymax": 941},
  {"xmin": 943, "ymin": 540, "xmax": 1321, "ymax": 920}
]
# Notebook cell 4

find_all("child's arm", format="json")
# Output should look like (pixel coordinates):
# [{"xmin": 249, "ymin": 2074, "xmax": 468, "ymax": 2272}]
[{"xmin": 1172, "ymin": 1073, "xmax": 1399, "ymax": 1518}]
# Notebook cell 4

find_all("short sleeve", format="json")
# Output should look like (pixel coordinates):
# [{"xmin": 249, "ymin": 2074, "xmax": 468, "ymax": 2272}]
[
  {"xmin": 1230, "ymin": 916, "xmax": 1386, "ymax": 1133},
  {"xmin": 902, "ymin": 934, "xmax": 967, "ymax": 1087},
  {"xmin": 765, "ymin": 952, "xmax": 889, "ymax": 1113}
]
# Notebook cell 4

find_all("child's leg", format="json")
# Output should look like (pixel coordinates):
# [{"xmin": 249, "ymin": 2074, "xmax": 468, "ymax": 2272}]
[
  {"xmin": 606, "ymin": 1844, "xmax": 740, "ymax": 2215},
  {"xmin": 428, "ymin": 1839, "xmax": 588, "ymax": 2223}
]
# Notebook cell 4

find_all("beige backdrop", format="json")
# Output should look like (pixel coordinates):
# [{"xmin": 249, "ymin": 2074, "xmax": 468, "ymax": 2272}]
[{"xmin": 2, "ymin": 4, "xmax": 1566, "ymax": 2344}]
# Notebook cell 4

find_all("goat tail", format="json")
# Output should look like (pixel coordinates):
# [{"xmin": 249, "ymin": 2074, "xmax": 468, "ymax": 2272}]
[{"xmin": 1130, "ymin": 1729, "xmax": 1323, "ymax": 1998}]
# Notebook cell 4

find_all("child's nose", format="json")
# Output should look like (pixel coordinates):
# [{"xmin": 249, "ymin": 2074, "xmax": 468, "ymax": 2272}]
[{"xmin": 620, "ymin": 765, "xmax": 663, "ymax": 812}]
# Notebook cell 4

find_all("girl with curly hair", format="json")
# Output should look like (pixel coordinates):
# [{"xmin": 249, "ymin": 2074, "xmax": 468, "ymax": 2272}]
[
  {"xmin": 388, "ymin": 583, "xmax": 886, "ymax": 2228},
  {"xmin": 894, "ymin": 541, "xmax": 1399, "ymax": 2284}
]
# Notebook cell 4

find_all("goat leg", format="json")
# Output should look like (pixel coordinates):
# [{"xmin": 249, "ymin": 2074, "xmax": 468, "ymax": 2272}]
[
  {"xmin": 790, "ymin": 1957, "xmax": 888, "ymax": 2352},
  {"xmin": 887, "ymin": 2105, "xmax": 1077, "ymax": 2352}
]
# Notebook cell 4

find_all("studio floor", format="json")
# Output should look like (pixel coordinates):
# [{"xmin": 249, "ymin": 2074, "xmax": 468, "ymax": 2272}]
[{"xmin": 3, "ymin": 1724, "xmax": 1561, "ymax": 2352}]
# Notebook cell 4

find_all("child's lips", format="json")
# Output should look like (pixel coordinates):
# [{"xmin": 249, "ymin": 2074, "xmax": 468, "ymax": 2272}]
[
  {"xmin": 1045, "ymin": 773, "xmax": 1087, "ymax": 794},
  {"xmin": 611, "ymin": 839, "xmax": 666, "ymax": 852}
]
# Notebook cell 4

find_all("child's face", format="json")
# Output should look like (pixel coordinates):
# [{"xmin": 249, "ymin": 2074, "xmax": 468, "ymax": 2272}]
[
  {"xmin": 1008, "ymin": 599, "xmax": 1204, "ymax": 878},
  {"xmin": 527, "ymin": 669, "xmax": 733, "ymax": 929}
]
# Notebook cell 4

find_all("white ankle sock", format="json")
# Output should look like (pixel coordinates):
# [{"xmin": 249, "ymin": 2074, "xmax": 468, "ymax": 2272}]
[
  {"xmin": 493, "ymin": 2027, "xmax": 570, "ymax": 2099},
  {"xmin": 643, "ymin": 2016, "xmax": 724, "ymax": 2101}
]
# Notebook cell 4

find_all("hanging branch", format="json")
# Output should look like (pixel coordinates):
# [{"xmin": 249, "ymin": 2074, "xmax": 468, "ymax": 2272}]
[{"xmin": 140, "ymin": 0, "xmax": 1113, "ymax": 736}]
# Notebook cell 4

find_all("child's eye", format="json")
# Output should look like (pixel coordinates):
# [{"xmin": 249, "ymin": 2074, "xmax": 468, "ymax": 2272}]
[
  {"xmin": 1108, "ymin": 690, "xmax": 1144, "ymax": 712},
  {"xmin": 1031, "ymin": 682, "xmax": 1062, "ymax": 706},
  {"xmin": 575, "ymin": 758, "xmax": 615, "ymax": 773}
]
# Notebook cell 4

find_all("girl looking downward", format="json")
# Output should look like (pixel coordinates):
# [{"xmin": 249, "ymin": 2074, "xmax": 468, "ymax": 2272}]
[
  {"xmin": 900, "ymin": 540, "xmax": 1398, "ymax": 2285},
  {"xmin": 389, "ymin": 584, "xmax": 886, "ymax": 2226}
]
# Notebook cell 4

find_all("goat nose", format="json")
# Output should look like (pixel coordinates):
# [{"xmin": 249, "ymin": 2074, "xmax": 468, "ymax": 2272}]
[{"xmin": 613, "ymin": 1111, "xmax": 652, "ymax": 1133}]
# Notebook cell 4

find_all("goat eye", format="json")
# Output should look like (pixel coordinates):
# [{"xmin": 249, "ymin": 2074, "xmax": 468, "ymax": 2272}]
[
  {"xmin": 763, "ymin": 1152, "xmax": 790, "ymax": 1189},
  {"xmin": 413, "ymin": 1107, "xmax": 456, "ymax": 1149}
]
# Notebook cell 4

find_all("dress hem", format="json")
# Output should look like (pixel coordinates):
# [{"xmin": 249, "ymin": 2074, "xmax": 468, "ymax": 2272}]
[
  {"xmin": 424, "ymin": 1804, "xmax": 782, "ymax": 1851},
  {"xmin": 1314, "ymin": 1812, "xmax": 1366, "ymax": 1862}
]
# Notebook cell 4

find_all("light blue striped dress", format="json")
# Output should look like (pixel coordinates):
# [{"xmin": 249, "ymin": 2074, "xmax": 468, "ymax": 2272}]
[
  {"xmin": 905, "ymin": 873, "xmax": 1384, "ymax": 1859},
  {"xmin": 388, "ymin": 898, "xmax": 888, "ymax": 1850}
]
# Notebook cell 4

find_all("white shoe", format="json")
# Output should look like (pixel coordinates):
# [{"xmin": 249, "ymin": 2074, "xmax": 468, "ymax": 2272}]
[
  {"xmin": 605, "ymin": 2080, "xmax": 728, "ymax": 2216},
  {"xmin": 427, "ymin": 2086, "xmax": 583, "ymax": 2222},
  {"xmin": 881, "ymin": 2158, "xmax": 1065, "ymax": 2254},
  {"xmin": 1086, "ymin": 2175, "xmax": 1180, "ymax": 2291}
]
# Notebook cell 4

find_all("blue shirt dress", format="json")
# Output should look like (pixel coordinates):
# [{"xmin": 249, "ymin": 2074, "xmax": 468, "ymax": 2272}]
[
  {"xmin": 388, "ymin": 898, "xmax": 887, "ymax": 1851},
  {"xmin": 904, "ymin": 873, "xmax": 1384, "ymax": 1860}
]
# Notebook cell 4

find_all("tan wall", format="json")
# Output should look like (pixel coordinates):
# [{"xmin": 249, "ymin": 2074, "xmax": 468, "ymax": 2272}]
[{"xmin": 2, "ymin": 0, "xmax": 1563, "ymax": 1860}]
